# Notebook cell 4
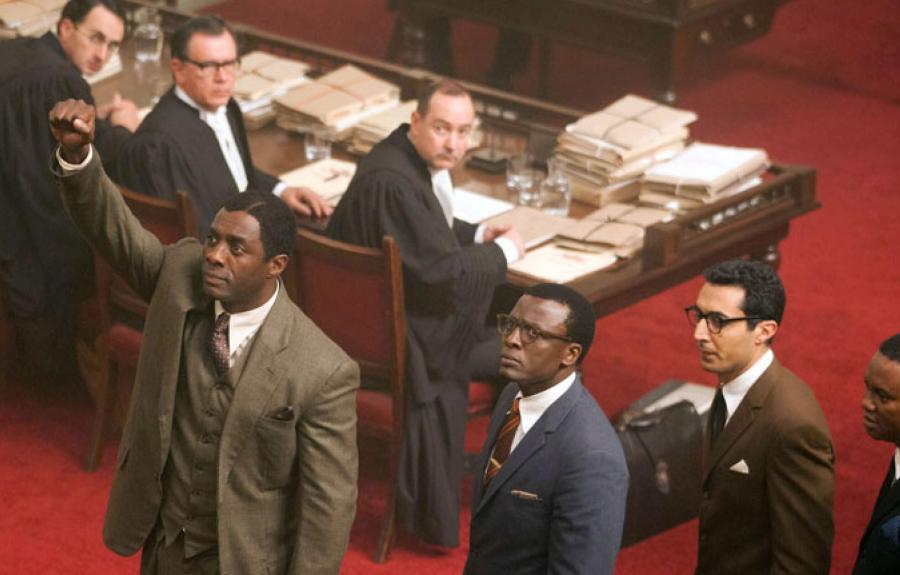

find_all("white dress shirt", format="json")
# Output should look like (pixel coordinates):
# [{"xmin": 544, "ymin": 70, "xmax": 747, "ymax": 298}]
[
  {"xmin": 174, "ymin": 87, "xmax": 287, "ymax": 197},
  {"xmin": 894, "ymin": 447, "xmax": 900, "ymax": 484},
  {"xmin": 720, "ymin": 348, "xmax": 774, "ymax": 425},
  {"xmin": 213, "ymin": 280, "xmax": 280, "ymax": 367},
  {"xmin": 509, "ymin": 371, "xmax": 577, "ymax": 453}
]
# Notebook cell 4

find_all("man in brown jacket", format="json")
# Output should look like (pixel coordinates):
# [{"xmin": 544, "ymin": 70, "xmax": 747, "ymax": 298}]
[
  {"xmin": 687, "ymin": 259, "xmax": 834, "ymax": 574},
  {"xmin": 50, "ymin": 99, "xmax": 358, "ymax": 574}
]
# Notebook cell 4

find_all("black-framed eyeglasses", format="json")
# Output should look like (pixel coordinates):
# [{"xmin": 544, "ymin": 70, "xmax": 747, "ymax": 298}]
[
  {"xmin": 181, "ymin": 57, "xmax": 241, "ymax": 76},
  {"xmin": 684, "ymin": 305, "xmax": 764, "ymax": 335},
  {"xmin": 497, "ymin": 313, "xmax": 573, "ymax": 346},
  {"xmin": 73, "ymin": 24, "xmax": 121, "ymax": 55}
]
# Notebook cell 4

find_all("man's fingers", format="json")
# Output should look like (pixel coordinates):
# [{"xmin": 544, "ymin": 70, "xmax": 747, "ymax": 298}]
[{"xmin": 72, "ymin": 117, "xmax": 90, "ymax": 133}]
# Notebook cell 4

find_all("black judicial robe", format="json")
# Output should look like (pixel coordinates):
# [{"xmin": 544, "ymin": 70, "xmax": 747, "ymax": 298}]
[
  {"xmin": 111, "ymin": 89, "xmax": 278, "ymax": 232},
  {"xmin": 327, "ymin": 125, "xmax": 507, "ymax": 546},
  {"xmin": 0, "ymin": 33, "xmax": 130, "ymax": 311},
  {"xmin": 854, "ymin": 459, "xmax": 900, "ymax": 574}
]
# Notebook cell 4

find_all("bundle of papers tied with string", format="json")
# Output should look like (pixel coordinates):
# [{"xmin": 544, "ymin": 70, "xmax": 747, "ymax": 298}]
[
  {"xmin": 274, "ymin": 64, "xmax": 400, "ymax": 139},
  {"xmin": 349, "ymin": 100, "xmax": 417, "ymax": 154},
  {"xmin": 640, "ymin": 142, "xmax": 769, "ymax": 209},
  {"xmin": 552, "ymin": 94, "xmax": 697, "ymax": 207},
  {"xmin": 233, "ymin": 51, "xmax": 311, "ymax": 130},
  {"xmin": 0, "ymin": 0, "xmax": 64, "ymax": 39}
]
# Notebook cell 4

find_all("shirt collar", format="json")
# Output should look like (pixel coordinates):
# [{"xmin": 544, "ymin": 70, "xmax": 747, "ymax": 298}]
[
  {"xmin": 214, "ymin": 280, "xmax": 280, "ymax": 355},
  {"xmin": 515, "ymin": 371, "xmax": 577, "ymax": 437},
  {"xmin": 721, "ymin": 348, "xmax": 774, "ymax": 422},
  {"xmin": 894, "ymin": 447, "xmax": 900, "ymax": 483},
  {"xmin": 174, "ymin": 85, "xmax": 227, "ymax": 122}
]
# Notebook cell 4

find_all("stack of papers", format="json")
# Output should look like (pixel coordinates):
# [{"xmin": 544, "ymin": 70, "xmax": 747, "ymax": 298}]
[
  {"xmin": 553, "ymin": 94, "xmax": 697, "ymax": 207},
  {"xmin": 233, "ymin": 51, "xmax": 311, "ymax": 130},
  {"xmin": 640, "ymin": 142, "xmax": 769, "ymax": 208},
  {"xmin": 509, "ymin": 243, "xmax": 618, "ymax": 283},
  {"xmin": 555, "ymin": 202, "xmax": 674, "ymax": 257},
  {"xmin": 278, "ymin": 158, "xmax": 356, "ymax": 207},
  {"xmin": 0, "ymin": 0, "xmax": 65, "ymax": 39},
  {"xmin": 274, "ymin": 64, "xmax": 400, "ymax": 139},
  {"xmin": 350, "ymin": 100, "xmax": 416, "ymax": 154}
]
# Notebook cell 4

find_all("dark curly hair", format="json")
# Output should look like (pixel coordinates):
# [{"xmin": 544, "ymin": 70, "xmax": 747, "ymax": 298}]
[
  {"xmin": 703, "ymin": 259, "xmax": 785, "ymax": 328},
  {"xmin": 879, "ymin": 334, "xmax": 900, "ymax": 363}
]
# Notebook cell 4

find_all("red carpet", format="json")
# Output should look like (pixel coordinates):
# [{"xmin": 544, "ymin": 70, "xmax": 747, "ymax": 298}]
[{"xmin": 2, "ymin": 0, "xmax": 900, "ymax": 573}]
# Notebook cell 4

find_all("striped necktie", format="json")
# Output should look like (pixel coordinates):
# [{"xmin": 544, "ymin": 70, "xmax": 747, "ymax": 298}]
[
  {"xmin": 208, "ymin": 312, "xmax": 230, "ymax": 376},
  {"xmin": 484, "ymin": 397, "xmax": 521, "ymax": 486}
]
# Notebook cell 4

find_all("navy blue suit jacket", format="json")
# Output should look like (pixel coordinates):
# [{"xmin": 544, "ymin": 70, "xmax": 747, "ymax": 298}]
[
  {"xmin": 464, "ymin": 377, "xmax": 629, "ymax": 575},
  {"xmin": 854, "ymin": 459, "xmax": 900, "ymax": 574}
]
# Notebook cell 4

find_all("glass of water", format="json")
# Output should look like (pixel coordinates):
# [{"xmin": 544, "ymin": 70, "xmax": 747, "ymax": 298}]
[
  {"xmin": 507, "ymin": 154, "xmax": 540, "ymax": 206},
  {"xmin": 133, "ymin": 7, "xmax": 163, "ymax": 63},
  {"xmin": 304, "ymin": 127, "xmax": 332, "ymax": 162}
]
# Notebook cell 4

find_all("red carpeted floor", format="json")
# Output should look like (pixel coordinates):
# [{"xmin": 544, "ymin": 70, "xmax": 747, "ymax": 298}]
[{"xmin": 2, "ymin": 0, "xmax": 899, "ymax": 573}]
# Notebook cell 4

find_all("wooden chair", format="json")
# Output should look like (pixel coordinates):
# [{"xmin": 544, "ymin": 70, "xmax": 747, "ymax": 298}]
[
  {"xmin": 83, "ymin": 187, "xmax": 196, "ymax": 472},
  {"xmin": 290, "ymin": 228, "xmax": 498, "ymax": 562}
]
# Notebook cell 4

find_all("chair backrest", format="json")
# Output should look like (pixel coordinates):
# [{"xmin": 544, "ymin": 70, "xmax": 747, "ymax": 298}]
[{"xmin": 290, "ymin": 229, "xmax": 407, "ymax": 431}]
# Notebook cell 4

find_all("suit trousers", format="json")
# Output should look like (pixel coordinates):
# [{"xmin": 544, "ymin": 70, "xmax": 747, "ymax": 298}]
[{"xmin": 141, "ymin": 524, "xmax": 219, "ymax": 575}]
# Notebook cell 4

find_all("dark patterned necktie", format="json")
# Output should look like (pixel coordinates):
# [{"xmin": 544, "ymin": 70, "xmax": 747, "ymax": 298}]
[
  {"xmin": 709, "ymin": 386, "xmax": 726, "ymax": 448},
  {"xmin": 484, "ymin": 397, "xmax": 521, "ymax": 487},
  {"xmin": 208, "ymin": 312, "xmax": 230, "ymax": 376}
]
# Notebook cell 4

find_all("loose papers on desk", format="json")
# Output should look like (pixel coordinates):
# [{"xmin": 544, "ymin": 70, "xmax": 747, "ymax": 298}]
[
  {"xmin": 274, "ymin": 64, "xmax": 400, "ymax": 138},
  {"xmin": 640, "ymin": 142, "xmax": 769, "ymax": 207},
  {"xmin": 453, "ymin": 189, "xmax": 514, "ymax": 223},
  {"xmin": 278, "ymin": 158, "xmax": 356, "ymax": 207},
  {"xmin": 85, "ymin": 52, "xmax": 122, "ymax": 85},
  {"xmin": 233, "ymin": 51, "xmax": 311, "ymax": 130},
  {"xmin": 552, "ymin": 94, "xmax": 697, "ymax": 207},
  {"xmin": 0, "ymin": 0, "xmax": 64, "ymax": 38}
]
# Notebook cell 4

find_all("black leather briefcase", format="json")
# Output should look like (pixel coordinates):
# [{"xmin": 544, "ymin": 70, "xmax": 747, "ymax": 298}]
[{"xmin": 614, "ymin": 396, "xmax": 703, "ymax": 547}]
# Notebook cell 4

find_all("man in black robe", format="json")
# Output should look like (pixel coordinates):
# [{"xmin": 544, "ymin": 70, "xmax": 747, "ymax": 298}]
[
  {"xmin": 327, "ymin": 80, "xmax": 524, "ymax": 547},
  {"xmin": 0, "ymin": 0, "xmax": 138, "ymax": 386},
  {"xmin": 111, "ymin": 15, "xmax": 329, "ymax": 232}
]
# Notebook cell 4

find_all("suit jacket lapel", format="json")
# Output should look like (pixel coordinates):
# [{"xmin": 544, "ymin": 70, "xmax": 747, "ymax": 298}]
[
  {"xmin": 867, "ymin": 459, "xmax": 900, "ymax": 534},
  {"xmin": 158, "ymin": 262, "xmax": 210, "ymax": 472},
  {"xmin": 703, "ymin": 360, "xmax": 781, "ymax": 483},
  {"xmin": 473, "ymin": 377, "xmax": 584, "ymax": 517},
  {"xmin": 217, "ymin": 289, "xmax": 293, "ymax": 500},
  {"xmin": 471, "ymin": 384, "xmax": 518, "ymax": 509}
]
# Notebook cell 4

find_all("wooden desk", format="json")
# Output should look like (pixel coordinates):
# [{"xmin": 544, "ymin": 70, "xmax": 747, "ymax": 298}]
[
  {"xmin": 392, "ymin": 0, "xmax": 786, "ymax": 102},
  {"xmin": 103, "ymin": 0, "xmax": 818, "ymax": 317}
]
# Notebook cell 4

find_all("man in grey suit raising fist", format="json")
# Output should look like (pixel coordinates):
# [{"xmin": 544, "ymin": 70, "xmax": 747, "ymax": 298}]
[{"xmin": 49, "ymin": 99, "xmax": 359, "ymax": 575}]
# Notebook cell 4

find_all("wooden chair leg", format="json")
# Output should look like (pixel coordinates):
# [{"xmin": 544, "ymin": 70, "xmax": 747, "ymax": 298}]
[
  {"xmin": 374, "ymin": 487, "xmax": 398, "ymax": 563},
  {"xmin": 84, "ymin": 361, "xmax": 116, "ymax": 472}
]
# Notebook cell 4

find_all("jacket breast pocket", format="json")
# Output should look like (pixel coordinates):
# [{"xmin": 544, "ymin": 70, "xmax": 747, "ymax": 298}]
[{"xmin": 255, "ymin": 415, "xmax": 299, "ymax": 491}]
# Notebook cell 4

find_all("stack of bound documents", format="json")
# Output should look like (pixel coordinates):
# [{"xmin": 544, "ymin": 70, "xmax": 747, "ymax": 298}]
[
  {"xmin": 553, "ymin": 94, "xmax": 697, "ymax": 207},
  {"xmin": 349, "ymin": 100, "xmax": 416, "ymax": 154},
  {"xmin": 274, "ymin": 64, "xmax": 400, "ymax": 138},
  {"xmin": 0, "ymin": 0, "xmax": 65, "ymax": 39},
  {"xmin": 640, "ymin": 142, "xmax": 769, "ymax": 210},
  {"xmin": 233, "ymin": 51, "xmax": 311, "ymax": 130}
]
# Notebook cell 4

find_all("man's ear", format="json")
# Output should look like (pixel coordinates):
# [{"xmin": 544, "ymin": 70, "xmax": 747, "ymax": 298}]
[
  {"xmin": 561, "ymin": 342, "xmax": 583, "ymax": 368},
  {"xmin": 58, "ymin": 18, "xmax": 74, "ymax": 40},
  {"xmin": 756, "ymin": 320, "xmax": 778, "ymax": 346},
  {"xmin": 266, "ymin": 254, "xmax": 288, "ymax": 279}
]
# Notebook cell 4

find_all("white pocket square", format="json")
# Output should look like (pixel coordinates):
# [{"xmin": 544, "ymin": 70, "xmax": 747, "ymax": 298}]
[{"xmin": 729, "ymin": 459, "xmax": 750, "ymax": 474}]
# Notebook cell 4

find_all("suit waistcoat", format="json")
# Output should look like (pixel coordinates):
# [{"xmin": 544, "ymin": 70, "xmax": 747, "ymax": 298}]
[{"xmin": 160, "ymin": 307, "xmax": 252, "ymax": 556}]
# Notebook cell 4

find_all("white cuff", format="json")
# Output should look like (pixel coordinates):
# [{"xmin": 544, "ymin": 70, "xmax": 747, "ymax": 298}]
[
  {"xmin": 272, "ymin": 181, "xmax": 288, "ymax": 198},
  {"xmin": 494, "ymin": 237, "xmax": 520, "ymax": 264},
  {"xmin": 56, "ymin": 145, "xmax": 93, "ymax": 173},
  {"xmin": 474, "ymin": 224, "xmax": 486, "ymax": 244}
]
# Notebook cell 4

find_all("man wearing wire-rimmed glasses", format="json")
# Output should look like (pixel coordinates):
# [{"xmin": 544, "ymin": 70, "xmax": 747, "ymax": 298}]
[
  {"xmin": 112, "ymin": 15, "xmax": 330, "ymax": 233},
  {"xmin": 689, "ymin": 258, "xmax": 835, "ymax": 575}
]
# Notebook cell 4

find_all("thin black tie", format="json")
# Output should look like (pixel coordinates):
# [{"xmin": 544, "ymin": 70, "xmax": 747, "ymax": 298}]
[{"xmin": 709, "ymin": 386, "xmax": 727, "ymax": 448}]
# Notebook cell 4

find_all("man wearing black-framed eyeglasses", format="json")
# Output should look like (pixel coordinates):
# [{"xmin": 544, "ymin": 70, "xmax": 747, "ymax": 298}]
[
  {"xmin": 465, "ymin": 283, "xmax": 628, "ymax": 575},
  {"xmin": 112, "ymin": 15, "xmax": 330, "ymax": 233},
  {"xmin": 691, "ymin": 258, "xmax": 834, "ymax": 575},
  {"xmin": 0, "ymin": 0, "xmax": 138, "ymax": 389}
]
